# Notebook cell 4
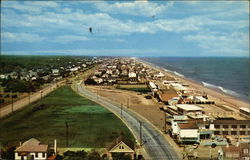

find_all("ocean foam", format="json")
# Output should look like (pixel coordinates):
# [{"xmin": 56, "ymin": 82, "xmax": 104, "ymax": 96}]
[
  {"xmin": 174, "ymin": 71, "xmax": 184, "ymax": 77},
  {"xmin": 202, "ymin": 81, "xmax": 240, "ymax": 97}
]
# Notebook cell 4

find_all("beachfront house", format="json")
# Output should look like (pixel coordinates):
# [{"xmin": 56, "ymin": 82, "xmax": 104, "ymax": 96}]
[
  {"xmin": 15, "ymin": 138, "xmax": 48, "ymax": 160},
  {"xmin": 175, "ymin": 104, "xmax": 204, "ymax": 117},
  {"xmin": 157, "ymin": 89, "xmax": 178, "ymax": 104},
  {"xmin": 176, "ymin": 123, "xmax": 200, "ymax": 144}
]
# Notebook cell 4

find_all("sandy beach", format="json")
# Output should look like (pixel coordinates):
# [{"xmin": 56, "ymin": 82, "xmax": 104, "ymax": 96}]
[{"xmin": 138, "ymin": 59, "xmax": 250, "ymax": 112}]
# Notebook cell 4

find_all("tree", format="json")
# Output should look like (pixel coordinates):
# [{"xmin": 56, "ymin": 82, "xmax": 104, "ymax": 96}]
[
  {"xmin": 88, "ymin": 150, "xmax": 101, "ymax": 160},
  {"xmin": 112, "ymin": 153, "xmax": 132, "ymax": 160}
]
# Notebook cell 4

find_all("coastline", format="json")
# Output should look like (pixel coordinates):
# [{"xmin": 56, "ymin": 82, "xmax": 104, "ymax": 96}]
[{"xmin": 137, "ymin": 58, "xmax": 250, "ymax": 111}]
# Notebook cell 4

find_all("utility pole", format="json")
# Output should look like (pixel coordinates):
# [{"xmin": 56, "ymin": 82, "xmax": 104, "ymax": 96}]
[
  {"xmin": 11, "ymin": 93, "xmax": 14, "ymax": 113},
  {"xmin": 40, "ymin": 90, "xmax": 43, "ymax": 99},
  {"xmin": 139, "ymin": 121, "xmax": 143, "ymax": 147},
  {"xmin": 120, "ymin": 103, "xmax": 123, "ymax": 118},
  {"xmin": 29, "ymin": 90, "xmax": 31, "ymax": 104},
  {"xmin": 127, "ymin": 97, "xmax": 129, "ymax": 108},
  {"xmin": 65, "ymin": 122, "xmax": 69, "ymax": 147},
  {"xmin": 164, "ymin": 111, "xmax": 167, "ymax": 134}
]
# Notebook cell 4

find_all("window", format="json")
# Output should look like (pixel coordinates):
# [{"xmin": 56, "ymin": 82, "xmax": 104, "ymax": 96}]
[
  {"xmin": 42, "ymin": 153, "xmax": 46, "ymax": 157},
  {"xmin": 243, "ymin": 149, "xmax": 249, "ymax": 154},
  {"xmin": 240, "ymin": 125, "xmax": 246, "ymax": 129},
  {"xmin": 215, "ymin": 125, "xmax": 220, "ymax": 129},
  {"xmin": 21, "ymin": 156, "xmax": 24, "ymax": 160},
  {"xmin": 222, "ymin": 131, "xmax": 228, "ymax": 135},
  {"xmin": 214, "ymin": 131, "xmax": 220, "ymax": 135},
  {"xmin": 35, "ymin": 153, "xmax": 38, "ymax": 158},
  {"xmin": 231, "ymin": 125, "xmax": 237, "ymax": 128},
  {"xmin": 31, "ymin": 155, "xmax": 34, "ymax": 160},
  {"xmin": 240, "ymin": 131, "xmax": 245, "ymax": 135},
  {"xmin": 119, "ymin": 145, "xmax": 124, "ymax": 149},
  {"xmin": 223, "ymin": 125, "xmax": 228, "ymax": 129},
  {"xmin": 231, "ymin": 131, "xmax": 237, "ymax": 135},
  {"xmin": 205, "ymin": 125, "xmax": 209, "ymax": 129}
]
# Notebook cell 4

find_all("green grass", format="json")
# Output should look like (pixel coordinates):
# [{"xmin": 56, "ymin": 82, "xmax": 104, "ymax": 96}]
[
  {"xmin": 116, "ymin": 84, "xmax": 150, "ymax": 93},
  {"xmin": 0, "ymin": 86, "xmax": 135, "ymax": 148}
]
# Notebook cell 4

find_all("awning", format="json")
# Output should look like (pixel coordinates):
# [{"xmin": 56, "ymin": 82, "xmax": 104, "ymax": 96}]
[{"xmin": 200, "ymin": 131, "xmax": 213, "ymax": 135}]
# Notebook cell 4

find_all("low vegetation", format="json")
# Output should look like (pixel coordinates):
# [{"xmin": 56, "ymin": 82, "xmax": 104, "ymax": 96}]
[
  {"xmin": 116, "ymin": 84, "xmax": 150, "ymax": 93},
  {"xmin": 0, "ymin": 86, "xmax": 134, "ymax": 148}
]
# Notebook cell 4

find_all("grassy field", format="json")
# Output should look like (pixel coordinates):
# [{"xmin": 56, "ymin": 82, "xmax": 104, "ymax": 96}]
[
  {"xmin": 116, "ymin": 84, "xmax": 150, "ymax": 93},
  {"xmin": 0, "ymin": 86, "xmax": 134, "ymax": 148}
]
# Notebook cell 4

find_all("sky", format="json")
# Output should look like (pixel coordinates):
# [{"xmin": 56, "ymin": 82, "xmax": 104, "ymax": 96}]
[{"xmin": 1, "ymin": 1, "xmax": 249, "ymax": 57}]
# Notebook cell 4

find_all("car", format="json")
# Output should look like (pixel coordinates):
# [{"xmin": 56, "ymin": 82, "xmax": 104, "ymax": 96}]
[{"xmin": 193, "ymin": 144, "xmax": 199, "ymax": 149}]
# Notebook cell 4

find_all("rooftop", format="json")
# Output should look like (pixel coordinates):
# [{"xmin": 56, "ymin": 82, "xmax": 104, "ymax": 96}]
[
  {"xmin": 176, "ymin": 104, "xmax": 203, "ymax": 111},
  {"xmin": 178, "ymin": 123, "xmax": 198, "ymax": 129},
  {"xmin": 15, "ymin": 138, "xmax": 48, "ymax": 153}
]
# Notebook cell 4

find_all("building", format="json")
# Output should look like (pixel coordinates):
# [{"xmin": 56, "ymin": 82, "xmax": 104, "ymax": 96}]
[
  {"xmin": 157, "ymin": 89, "xmax": 178, "ymax": 104},
  {"xmin": 240, "ymin": 107, "xmax": 250, "ymax": 118},
  {"xmin": 175, "ymin": 104, "xmax": 204, "ymax": 117},
  {"xmin": 208, "ymin": 120, "xmax": 250, "ymax": 136},
  {"xmin": 15, "ymin": 138, "xmax": 48, "ymax": 160},
  {"xmin": 218, "ymin": 143, "xmax": 250, "ymax": 160},
  {"xmin": 107, "ymin": 136, "xmax": 135, "ymax": 160},
  {"xmin": 176, "ymin": 123, "xmax": 200, "ymax": 144}
]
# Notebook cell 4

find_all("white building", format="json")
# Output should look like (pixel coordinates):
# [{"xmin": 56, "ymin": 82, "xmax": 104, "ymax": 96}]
[
  {"xmin": 15, "ymin": 138, "xmax": 48, "ymax": 160},
  {"xmin": 176, "ymin": 123, "xmax": 200, "ymax": 144},
  {"xmin": 128, "ymin": 72, "xmax": 137, "ymax": 78},
  {"xmin": 176, "ymin": 104, "xmax": 204, "ymax": 117}
]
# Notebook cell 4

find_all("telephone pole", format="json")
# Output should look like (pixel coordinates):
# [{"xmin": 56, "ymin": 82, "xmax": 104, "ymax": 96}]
[
  {"xmin": 120, "ymin": 103, "xmax": 123, "ymax": 118},
  {"xmin": 65, "ymin": 122, "xmax": 69, "ymax": 147},
  {"xmin": 127, "ymin": 97, "xmax": 129, "ymax": 108},
  {"xmin": 164, "ymin": 111, "xmax": 167, "ymax": 134},
  {"xmin": 139, "ymin": 121, "xmax": 143, "ymax": 147},
  {"xmin": 11, "ymin": 92, "xmax": 14, "ymax": 112}
]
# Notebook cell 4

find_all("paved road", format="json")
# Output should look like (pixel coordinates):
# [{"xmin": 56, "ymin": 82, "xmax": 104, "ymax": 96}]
[
  {"xmin": 77, "ymin": 83, "xmax": 180, "ymax": 160},
  {"xmin": 0, "ymin": 81, "xmax": 64, "ymax": 118}
]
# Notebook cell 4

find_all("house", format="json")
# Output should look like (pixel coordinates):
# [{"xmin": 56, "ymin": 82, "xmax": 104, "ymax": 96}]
[
  {"xmin": 15, "ymin": 138, "xmax": 48, "ymax": 160},
  {"xmin": 175, "ymin": 104, "xmax": 204, "ymax": 117},
  {"xmin": 51, "ymin": 69, "xmax": 60, "ymax": 76},
  {"xmin": 107, "ymin": 136, "xmax": 135, "ymax": 160},
  {"xmin": 218, "ymin": 143, "xmax": 250, "ymax": 160},
  {"xmin": 157, "ymin": 89, "xmax": 178, "ymax": 104},
  {"xmin": 176, "ymin": 123, "xmax": 200, "ymax": 144},
  {"xmin": 128, "ymin": 72, "xmax": 137, "ymax": 82}
]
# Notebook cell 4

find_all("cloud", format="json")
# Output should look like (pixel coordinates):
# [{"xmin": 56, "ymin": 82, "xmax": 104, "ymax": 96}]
[
  {"xmin": 2, "ymin": 1, "xmax": 59, "ymax": 14},
  {"xmin": 50, "ymin": 35, "xmax": 89, "ymax": 44},
  {"xmin": 184, "ymin": 31, "xmax": 249, "ymax": 56},
  {"xmin": 2, "ymin": 49, "xmax": 174, "ymax": 56},
  {"xmin": 94, "ymin": 1, "xmax": 173, "ymax": 17},
  {"xmin": 1, "ymin": 32, "xmax": 45, "ymax": 43}
]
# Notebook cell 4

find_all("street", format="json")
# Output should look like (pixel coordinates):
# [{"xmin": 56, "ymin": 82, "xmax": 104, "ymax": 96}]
[
  {"xmin": 77, "ymin": 83, "xmax": 180, "ymax": 160},
  {"xmin": 0, "ymin": 81, "xmax": 64, "ymax": 118}
]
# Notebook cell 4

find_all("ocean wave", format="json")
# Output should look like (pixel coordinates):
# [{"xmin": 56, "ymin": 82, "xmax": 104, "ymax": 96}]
[
  {"xmin": 174, "ymin": 71, "xmax": 184, "ymax": 77},
  {"xmin": 202, "ymin": 81, "xmax": 240, "ymax": 97},
  {"xmin": 202, "ymin": 81, "xmax": 218, "ymax": 89},
  {"xmin": 218, "ymin": 86, "xmax": 240, "ymax": 97}
]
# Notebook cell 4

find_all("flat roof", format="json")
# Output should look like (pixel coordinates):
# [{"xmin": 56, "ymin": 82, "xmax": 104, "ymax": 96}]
[
  {"xmin": 240, "ymin": 107, "xmax": 250, "ymax": 113},
  {"xmin": 178, "ymin": 123, "xmax": 198, "ymax": 129},
  {"xmin": 176, "ymin": 104, "xmax": 203, "ymax": 111}
]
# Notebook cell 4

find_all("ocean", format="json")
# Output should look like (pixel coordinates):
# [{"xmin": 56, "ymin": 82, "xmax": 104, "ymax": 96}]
[{"xmin": 140, "ymin": 57, "xmax": 250, "ymax": 101}]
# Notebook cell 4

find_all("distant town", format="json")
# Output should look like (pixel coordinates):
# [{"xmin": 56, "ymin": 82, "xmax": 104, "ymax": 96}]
[{"xmin": 0, "ymin": 56, "xmax": 249, "ymax": 160}]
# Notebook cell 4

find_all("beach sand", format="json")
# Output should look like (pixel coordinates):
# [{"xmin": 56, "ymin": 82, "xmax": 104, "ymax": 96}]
[{"xmin": 138, "ymin": 59, "xmax": 250, "ymax": 113}]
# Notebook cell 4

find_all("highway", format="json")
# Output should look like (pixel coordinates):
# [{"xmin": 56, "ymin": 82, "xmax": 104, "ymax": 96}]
[{"xmin": 77, "ymin": 83, "xmax": 180, "ymax": 160}]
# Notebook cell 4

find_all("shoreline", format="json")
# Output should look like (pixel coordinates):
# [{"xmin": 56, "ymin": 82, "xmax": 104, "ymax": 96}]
[{"xmin": 137, "ymin": 58, "xmax": 250, "ymax": 111}]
